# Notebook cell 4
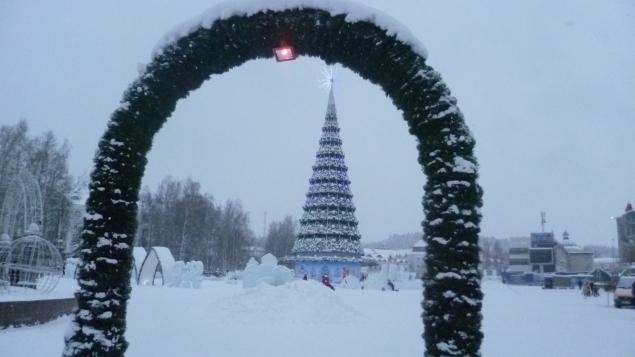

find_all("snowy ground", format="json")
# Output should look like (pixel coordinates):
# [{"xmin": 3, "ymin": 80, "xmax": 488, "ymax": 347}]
[
  {"xmin": 0, "ymin": 278, "xmax": 79, "ymax": 302},
  {"xmin": 1, "ymin": 278, "xmax": 633, "ymax": 357}
]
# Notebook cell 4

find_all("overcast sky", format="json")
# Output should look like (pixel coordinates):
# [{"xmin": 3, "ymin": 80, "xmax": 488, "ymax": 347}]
[{"xmin": 1, "ymin": 0, "xmax": 634, "ymax": 247}]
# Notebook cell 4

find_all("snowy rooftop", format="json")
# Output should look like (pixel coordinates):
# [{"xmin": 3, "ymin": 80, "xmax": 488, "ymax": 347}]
[
  {"xmin": 152, "ymin": 0, "xmax": 428, "ymax": 60},
  {"xmin": 413, "ymin": 239, "xmax": 426, "ymax": 248},
  {"xmin": 363, "ymin": 248, "xmax": 412, "ymax": 261}
]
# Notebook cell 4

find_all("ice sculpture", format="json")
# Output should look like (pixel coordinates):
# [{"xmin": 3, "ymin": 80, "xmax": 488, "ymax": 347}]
[
  {"xmin": 169, "ymin": 260, "xmax": 204, "ymax": 288},
  {"xmin": 243, "ymin": 253, "xmax": 294, "ymax": 288}
]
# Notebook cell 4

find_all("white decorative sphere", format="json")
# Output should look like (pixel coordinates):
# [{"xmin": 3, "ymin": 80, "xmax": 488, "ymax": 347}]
[{"xmin": 0, "ymin": 224, "xmax": 63, "ymax": 294}]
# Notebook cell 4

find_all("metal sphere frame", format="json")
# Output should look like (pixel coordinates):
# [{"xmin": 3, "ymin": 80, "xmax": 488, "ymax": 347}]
[
  {"xmin": 0, "ymin": 170, "xmax": 44, "ymax": 239},
  {"xmin": 0, "ymin": 224, "xmax": 63, "ymax": 295}
]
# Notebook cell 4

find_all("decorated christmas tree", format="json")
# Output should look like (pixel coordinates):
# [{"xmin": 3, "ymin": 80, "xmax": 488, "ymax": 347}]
[{"xmin": 282, "ymin": 87, "xmax": 364, "ymax": 283}]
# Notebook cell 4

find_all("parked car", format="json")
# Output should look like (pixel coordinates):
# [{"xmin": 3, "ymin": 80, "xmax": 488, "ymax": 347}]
[{"xmin": 613, "ymin": 276, "xmax": 635, "ymax": 308}]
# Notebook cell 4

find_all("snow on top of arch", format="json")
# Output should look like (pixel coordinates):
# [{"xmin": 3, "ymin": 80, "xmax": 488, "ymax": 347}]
[{"xmin": 152, "ymin": 0, "xmax": 428, "ymax": 60}]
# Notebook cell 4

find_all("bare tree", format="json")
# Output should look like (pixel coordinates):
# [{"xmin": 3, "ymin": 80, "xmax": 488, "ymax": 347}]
[
  {"xmin": 136, "ymin": 176, "xmax": 240, "ymax": 270},
  {"xmin": 264, "ymin": 214, "xmax": 297, "ymax": 258},
  {"xmin": 0, "ymin": 120, "xmax": 83, "ymax": 249},
  {"xmin": 492, "ymin": 240, "xmax": 506, "ymax": 274},
  {"xmin": 212, "ymin": 199, "xmax": 254, "ymax": 272},
  {"xmin": 481, "ymin": 239, "xmax": 492, "ymax": 273},
  {"xmin": 0, "ymin": 119, "xmax": 29, "ymax": 189}
]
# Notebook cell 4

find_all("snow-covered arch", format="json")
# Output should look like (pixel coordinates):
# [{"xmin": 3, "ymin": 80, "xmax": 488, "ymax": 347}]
[
  {"xmin": 137, "ymin": 247, "xmax": 175, "ymax": 286},
  {"xmin": 66, "ymin": 1, "xmax": 484, "ymax": 356},
  {"xmin": 131, "ymin": 246, "xmax": 147, "ymax": 284}
]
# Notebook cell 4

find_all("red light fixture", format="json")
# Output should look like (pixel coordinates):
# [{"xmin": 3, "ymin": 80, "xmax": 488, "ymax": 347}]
[{"xmin": 273, "ymin": 46, "xmax": 296, "ymax": 62}]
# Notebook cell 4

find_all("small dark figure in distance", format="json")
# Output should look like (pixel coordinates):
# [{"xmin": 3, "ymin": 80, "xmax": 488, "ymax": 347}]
[
  {"xmin": 631, "ymin": 281, "xmax": 635, "ymax": 309},
  {"xmin": 590, "ymin": 282, "xmax": 599, "ymax": 297},
  {"xmin": 322, "ymin": 275, "xmax": 335, "ymax": 291},
  {"xmin": 387, "ymin": 279, "xmax": 395, "ymax": 291},
  {"xmin": 302, "ymin": 273, "xmax": 307, "ymax": 281},
  {"xmin": 577, "ymin": 280, "xmax": 583, "ymax": 290}
]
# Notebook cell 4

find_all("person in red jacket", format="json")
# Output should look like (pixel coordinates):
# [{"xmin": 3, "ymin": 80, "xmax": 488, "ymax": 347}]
[{"xmin": 322, "ymin": 275, "xmax": 335, "ymax": 291}]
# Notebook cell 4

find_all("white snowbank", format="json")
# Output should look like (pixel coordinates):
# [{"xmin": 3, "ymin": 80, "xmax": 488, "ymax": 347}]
[
  {"xmin": 152, "ymin": 0, "xmax": 428, "ymax": 60},
  {"xmin": 4, "ymin": 280, "xmax": 635, "ymax": 357},
  {"xmin": 210, "ymin": 280, "xmax": 366, "ymax": 324}
]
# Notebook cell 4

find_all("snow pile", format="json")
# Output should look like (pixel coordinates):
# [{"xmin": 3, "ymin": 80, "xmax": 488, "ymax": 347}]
[
  {"xmin": 152, "ymin": 0, "xmax": 428, "ymax": 60},
  {"xmin": 64, "ymin": 258, "xmax": 79, "ymax": 278},
  {"xmin": 211, "ymin": 280, "xmax": 366, "ymax": 324},
  {"xmin": 224, "ymin": 270, "xmax": 243, "ymax": 284},
  {"xmin": 339, "ymin": 275, "xmax": 361, "ymax": 289},
  {"xmin": 242, "ymin": 254, "xmax": 294, "ymax": 288}
]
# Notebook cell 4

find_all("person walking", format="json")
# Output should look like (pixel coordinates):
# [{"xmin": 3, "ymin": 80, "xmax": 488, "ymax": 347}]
[
  {"xmin": 631, "ymin": 281, "xmax": 635, "ymax": 311},
  {"xmin": 581, "ymin": 282, "xmax": 590, "ymax": 298},
  {"xmin": 387, "ymin": 279, "xmax": 395, "ymax": 291},
  {"xmin": 577, "ymin": 279, "xmax": 583, "ymax": 290},
  {"xmin": 589, "ymin": 282, "xmax": 598, "ymax": 297}
]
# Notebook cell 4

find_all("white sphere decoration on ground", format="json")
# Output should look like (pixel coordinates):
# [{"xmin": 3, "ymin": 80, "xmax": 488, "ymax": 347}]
[
  {"xmin": 0, "ymin": 223, "xmax": 63, "ymax": 294},
  {"xmin": 243, "ymin": 253, "xmax": 294, "ymax": 288}
]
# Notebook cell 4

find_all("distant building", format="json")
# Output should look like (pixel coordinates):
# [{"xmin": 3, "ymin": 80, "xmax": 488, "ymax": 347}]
[
  {"xmin": 362, "ymin": 248, "xmax": 410, "ymax": 272},
  {"xmin": 593, "ymin": 257, "xmax": 621, "ymax": 271},
  {"xmin": 405, "ymin": 239, "xmax": 426, "ymax": 278},
  {"xmin": 557, "ymin": 231, "xmax": 593, "ymax": 273},
  {"xmin": 508, "ymin": 237, "xmax": 531, "ymax": 273},
  {"xmin": 362, "ymin": 239, "xmax": 427, "ymax": 277},
  {"xmin": 615, "ymin": 204, "xmax": 635, "ymax": 263},
  {"xmin": 529, "ymin": 232, "xmax": 557, "ymax": 273},
  {"xmin": 507, "ymin": 232, "xmax": 593, "ymax": 274}
]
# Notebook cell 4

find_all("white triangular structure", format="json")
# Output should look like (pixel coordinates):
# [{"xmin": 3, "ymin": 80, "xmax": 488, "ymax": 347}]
[
  {"xmin": 132, "ymin": 247, "xmax": 147, "ymax": 283},
  {"xmin": 137, "ymin": 247, "xmax": 175, "ymax": 286},
  {"xmin": 413, "ymin": 239, "xmax": 426, "ymax": 248}
]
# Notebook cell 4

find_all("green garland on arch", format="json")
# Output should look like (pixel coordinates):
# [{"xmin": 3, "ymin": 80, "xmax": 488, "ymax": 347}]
[{"xmin": 65, "ymin": 6, "xmax": 483, "ymax": 357}]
